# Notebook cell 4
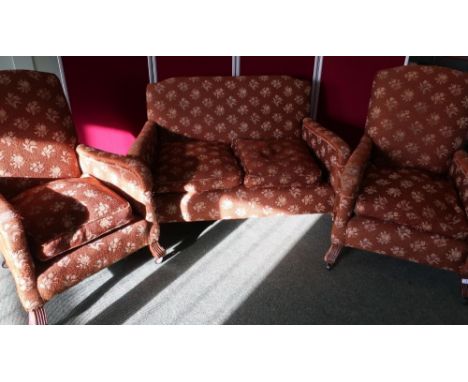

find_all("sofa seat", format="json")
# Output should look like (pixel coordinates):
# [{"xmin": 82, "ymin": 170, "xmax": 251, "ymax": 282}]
[
  {"xmin": 155, "ymin": 141, "xmax": 243, "ymax": 193},
  {"xmin": 354, "ymin": 166, "xmax": 468, "ymax": 241},
  {"xmin": 232, "ymin": 138, "xmax": 321, "ymax": 189},
  {"xmin": 11, "ymin": 177, "xmax": 134, "ymax": 261},
  {"xmin": 155, "ymin": 184, "xmax": 334, "ymax": 222}
]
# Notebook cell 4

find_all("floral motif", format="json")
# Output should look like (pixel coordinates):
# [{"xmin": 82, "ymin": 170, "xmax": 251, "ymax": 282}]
[
  {"xmin": 11, "ymin": 177, "xmax": 134, "ymax": 261},
  {"xmin": 146, "ymin": 75, "xmax": 311, "ymax": 143},
  {"xmin": 155, "ymin": 140, "xmax": 242, "ymax": 193},
  {"xmin": 367, "ymin": 65, "xmax": 468, "ymax": 174},
  {"xmin": 233, "ymin": 138, "xmax": 321, "ymax": 189}
]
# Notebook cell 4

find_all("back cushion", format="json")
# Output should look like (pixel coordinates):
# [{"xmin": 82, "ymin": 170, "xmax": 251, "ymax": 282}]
[
  {"xmin": 0, "ymin": 70, "xmax": 81, "ymax": 197},
  {"xmin": 147, "ymin": 75, "xmax": 311, "ymax": 142},
  {"xmin": 366, "ymin": 65, "xmax": 468, "ymax": 174}
]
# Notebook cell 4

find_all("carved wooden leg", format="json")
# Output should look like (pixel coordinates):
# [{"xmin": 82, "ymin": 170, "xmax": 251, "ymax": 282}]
[
  {"xmin": 461, "ymin": 278, "xmax": 468, "ymax": 302},
  {"xmin": 324, "ymin": 244, "xmax": 344, "ymax": 270},
  {"xmin": 150, "ymin": 241, "xmax": 166, "ymax": 264},
  {"xmin": 28, "ymin": 307, "xmax": 48, "ymax": 325}
]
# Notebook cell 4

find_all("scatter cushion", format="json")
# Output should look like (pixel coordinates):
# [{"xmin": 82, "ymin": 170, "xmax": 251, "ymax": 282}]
[
  {"xmin": 354, "ymin": 166, "xmax": 468, "ymax": 240},
  {"xmin": 232, "ymin": 138, "xmax": 321, "ymax": 189},
  {"xmin": 11, "ymin": 177, "xmax": 134, "ymax": 261},
  {"xmin": 155, "ymin": 141, "xmax": 243, "ymax": 193}
]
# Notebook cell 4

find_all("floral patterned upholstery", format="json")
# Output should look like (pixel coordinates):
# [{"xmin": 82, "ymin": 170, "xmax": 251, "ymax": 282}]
[
  {"xmin": 302, "ymin": 118, "xmax": 351, "ymax": 193},
  {"xmin": 0, "ymin": 70, "xmax": 81, "ymax": 198},
  {"xmin": 11, "ymin": 177, "xmax": 134, "ymax": 261},
  {"xmin": 129, "ymin": 75, "xmax": 351, "ymax": 225},
  {"xmin": 156, "ymin": 184, "xmax": 334, "ymax": 222},
  {"xmin": 345, "ymin": 217, "xmax": 468, "ymax": 273},
  {"xmin": 367, "ymin": 65, "xmax": 468, "ymax": 174},
  {"xmin": 36, "ymin": 219, "xmax": 149, "ymax": 301},
  {"xmin": 0, "ymin": 70, "xmax": 164, "ymax": 318},
  {"xmin": 232, "ymin": 138, "xmax": 321, "ymax": 189},
  {"xmin": 147, "ymin": 75, "xmax": 311, "ymax": 142},
  {"xmin": 328, "ymin": 66, "xmax": 468, "ymax": 291},
  {"xmin": 354, "ymin": 166, "xmax": 468, "ymax": 241},
  {"xmin": 155, "ymin": 140, "xmax": 242, "ymax": 193}
]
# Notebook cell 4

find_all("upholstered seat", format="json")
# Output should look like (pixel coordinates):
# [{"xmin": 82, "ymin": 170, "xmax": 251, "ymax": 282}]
[
  {"xmin": 11, "ymin": 177, "xmax": 135, "ymax": 261},
  {"xmin": 155, "ymin": 140, "xmax": 242, "ymax": 193},
  {"xmin": 232, "ymin": 138, "xmax": 322, "ymax": 189},
  {"xmin": 354, "ymin": 166, "xmax": 468, "ymax": 240}
]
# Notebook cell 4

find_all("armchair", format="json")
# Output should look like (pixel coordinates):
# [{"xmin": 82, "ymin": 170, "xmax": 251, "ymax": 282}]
[
  {"xmin": 324, "ymin": 65, "xmax": 468, "ymax": 298},
  {"xmin": 0, "ymin": 70, "xmax": 165, "ymax": 324}
]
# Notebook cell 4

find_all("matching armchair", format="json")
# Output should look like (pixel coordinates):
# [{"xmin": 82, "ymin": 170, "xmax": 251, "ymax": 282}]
[
  {"xmin": 325, "ymin": 65, "xmax": 468, "ymax": 298},
  {"xmin": 0, "ymin": 70, "xmax": 165, "ymax": 324}
]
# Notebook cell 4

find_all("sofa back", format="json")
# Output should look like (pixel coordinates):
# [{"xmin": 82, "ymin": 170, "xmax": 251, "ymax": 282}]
[
  {"xmin": 147, "ymin": 75, "xmax": 311, "ymax": 142},
  {"xmin": 366, "ymin": 65, "xmax": 468, "ymax": 174},
  {"xmin": 0, "ymin": 70, "xmax": 81, "ymax": 197}
]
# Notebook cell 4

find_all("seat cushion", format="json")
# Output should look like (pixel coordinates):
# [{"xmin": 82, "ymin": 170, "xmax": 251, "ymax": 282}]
[
  {"xmin": 232, "ymin": 138, "xmax": 321, "ymax": 189},
  {"xmin": 354, "ymin": 166, "xmax": 468, "ymax": 240},
  {"xmin": 11, "ymin": 177, "xmax": 134, "ymax": 261},
  {"xmin": 155, "ymin": 141, "xmax": 242, "ymax": 193}
]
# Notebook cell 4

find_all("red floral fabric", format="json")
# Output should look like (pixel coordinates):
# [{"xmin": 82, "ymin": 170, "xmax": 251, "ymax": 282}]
[
  {"xmin": 0, "ymin": 70, "xmax": 81, "ymax": 185},
  {"xmin": 37, "ymin": 219, "xmax": 149, "ymax": 301},
  {"xmin": 450, "ymin": 150, "xmax": 468, "ymax": 217},
  {"xmin": 331, "ymin": 135, "xmax": 373, "ymax": 244},
  {"xmin": 11, "ymin": 177, "xmax": 134, "ymax": 261},
  {"xmin": 156, "ymin": 184, "xmax": 334, "ymax": 222},
  {"xmin": 302, "ymin": 118, "xmax": 351, "ymax": 193},
  {"xmin": 345, "ymin": 216, "xmax": 468, "ymax": 273},
  {"xmin": 77, "ymin": 144, "xmax": 158, "ymax": 224},
  {"xmin": 127, "ymin": 120, "xmax": 158, "ymax": 167},
  {"xmin": 354, "ymin": 166, "xmax": 468, "ymax": 240},
  {"xmin": 0, "ymin": 193, "xmax": 43, "ymax": 311},
  {"xmin": 232, "ymin": 138, "xmax": 321, "ymax": 189},
  {"xmin": 366, "ymin": 65, "xmax": 468, "ymax": 174},
  {"xmin": 147, "ymin": 75, "xmax": 311, "ymax": 143},
  {"xmin": 155, "ymin": 140, "xmax": 242, "ymax": 193}
]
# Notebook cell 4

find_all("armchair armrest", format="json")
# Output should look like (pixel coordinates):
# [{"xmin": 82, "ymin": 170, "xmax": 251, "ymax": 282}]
[
  {"xmin": 127, "ymin": 121, "xmax": 158, "ymax": 167},
  {"xmin": 450, "ymin": 150, "xmax": 468, "ymax": 217},
  {"xmin": 302, "ymin": 118, "xmax": 351, "ymax": 193},
  {"xmin": 0, "ymin": 194, "xmax": 43, "ymax": 311},
  {"xmin": 76, "ymin": 144, "xmax": 157, "ymax": 224},
  {"xmin": 331, "ymin": 134, "xmax": 373, "ymax": 244}
]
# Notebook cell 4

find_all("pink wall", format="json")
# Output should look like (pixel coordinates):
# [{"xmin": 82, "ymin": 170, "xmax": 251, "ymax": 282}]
[
  {"xmin": 62, "ymin": 56, "xmax": 408, "ymax": 154},
  {"xmin": 316, "ymin": 56, "xmax": 405, "ymax": 147},
  {"xmin": 240, "ymin": 56, "xmax": 315, "ymax": 80},
  {"xmin": 62, "ymin": 56, "xmax": 149, "ymax": 155},
  {"xmin": 156, "ymin": 56, "xmax": 232, "ymax": 81}
]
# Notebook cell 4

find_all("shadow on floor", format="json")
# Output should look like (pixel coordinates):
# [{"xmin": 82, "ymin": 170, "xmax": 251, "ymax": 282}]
[
  {"xmin": 56, "ymin": 221, "xmax": 216, "ymax": 324},
  {"xmin": 224, "ymin": 216, "xmax": 468, "ymax": 325},
  {"xmin": 86, "ymin": 219, "xmax": 244, "ymax": 324}
]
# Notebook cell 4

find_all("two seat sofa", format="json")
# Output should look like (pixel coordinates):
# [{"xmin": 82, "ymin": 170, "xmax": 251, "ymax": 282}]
[{"xmin": 129, "ymin": 75, "xmax": 351, "ymax": 223}]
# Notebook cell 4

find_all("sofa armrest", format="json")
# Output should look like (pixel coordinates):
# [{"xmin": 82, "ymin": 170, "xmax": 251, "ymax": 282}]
[
  {"xmin": 76, "ymin": 144, "xmax": 157, "ymax": 224},
  {"xmin": 127, "ymin": 121, "xmax": 158, "ymax": 167},
  {"xmin": 302, "ymin": 118, "xmax": 351, "ymax": 193},
  {"xmin": 331, "ymin": 134, "xmax": 373, "ymax": 244},
  {"xmin": 0, "ymin": 194, "xmax": 43, "ymax": 311},
  {"xmin": 450, "ymin": 150, "xmax": 468, "ymax": 218}
]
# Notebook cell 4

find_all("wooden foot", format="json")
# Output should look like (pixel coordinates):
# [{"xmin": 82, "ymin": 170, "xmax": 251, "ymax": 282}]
[
  {"xmin": 324, "ymin": 244, "xmax": 344, "ymax": 269},
  {"xmin": 150, "ymin": 241, "xmax": 166, "ymax": 264},
  {"xmin": 28, "ymin": 307, "xmax": 48, "ymax": 325},
  {"xmin": 461, "ymin": 278, "xmax": 468, "ymax": 301}
]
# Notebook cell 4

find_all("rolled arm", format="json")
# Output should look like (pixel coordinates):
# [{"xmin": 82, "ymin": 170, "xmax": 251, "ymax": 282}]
[
  {"xmin": 76, "ymin": 144, "xmax": 157, "ymax": 224},
  {"xmin": 302, "ymin": 118, "xmax": 351, "ymax": 193},
  {"xmin": 0, "ymin": 194, "xmax": 43, "ymax": 311},
  {"xmin": 127, "ymin": 120, "xmax": 158, "ymax": 167},
  {"xmin": 450, "ymin": 150, "xmax": 468, "ymax": 217},
  {"xmin": 331, "ymin": 134, "xmax": 373, "ymax": 245}
]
